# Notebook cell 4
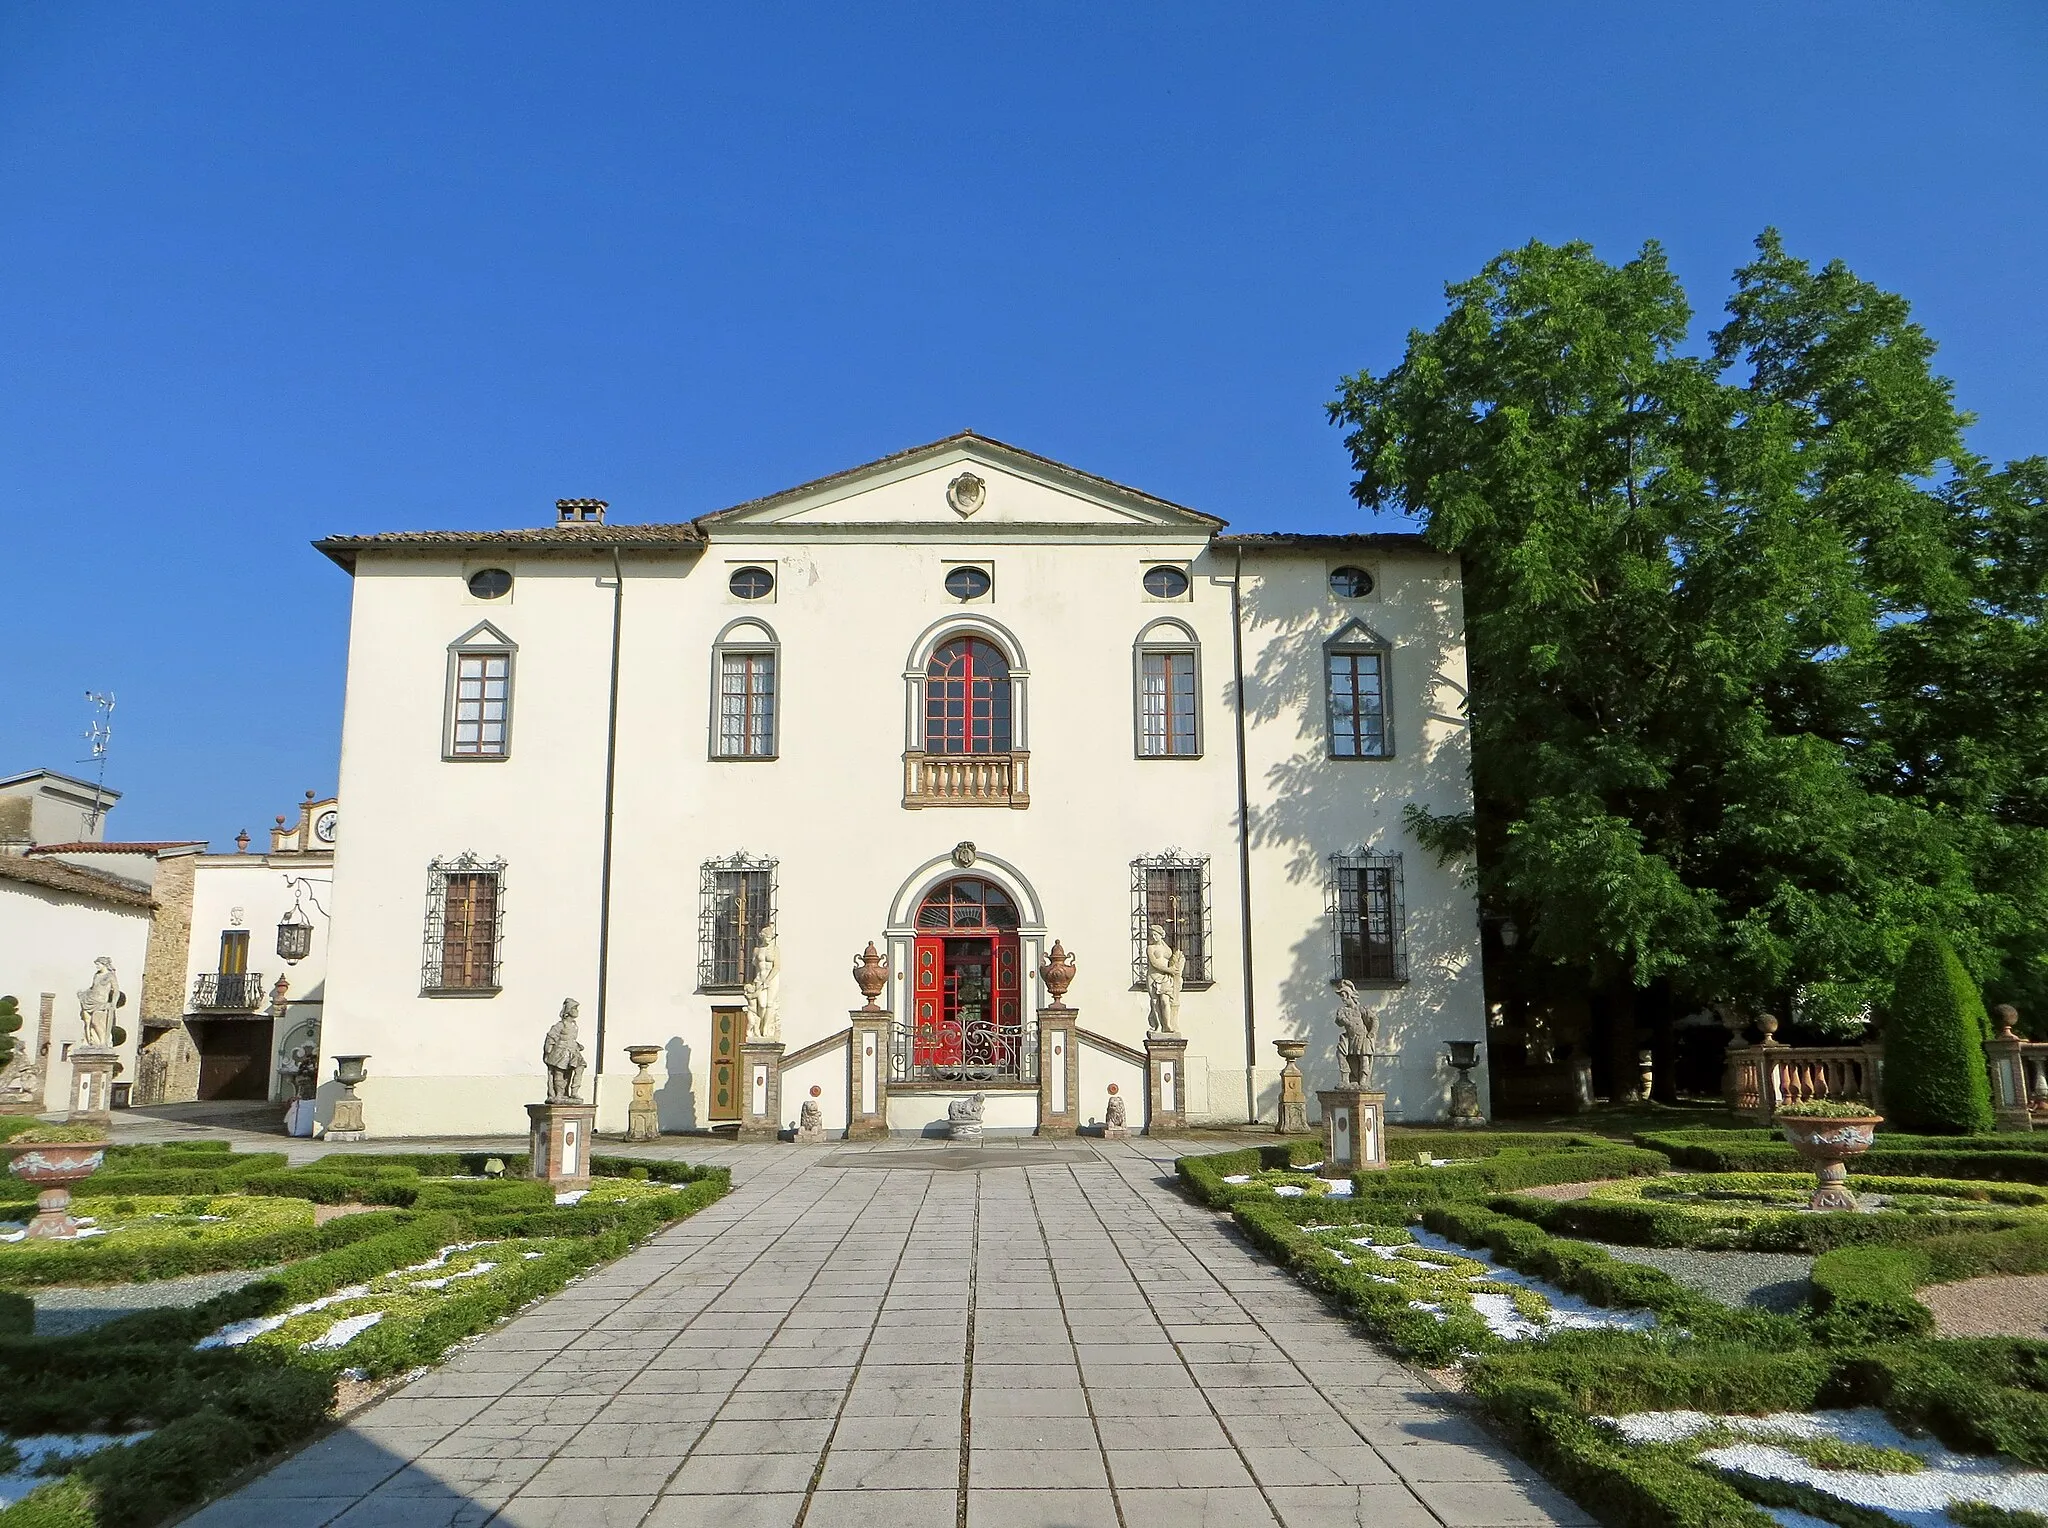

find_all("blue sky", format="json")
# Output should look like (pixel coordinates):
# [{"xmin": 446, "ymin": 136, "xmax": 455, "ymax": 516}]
[{"xmin": 3, "ymin": 4, "xmax": 2043, "ymax": 844}]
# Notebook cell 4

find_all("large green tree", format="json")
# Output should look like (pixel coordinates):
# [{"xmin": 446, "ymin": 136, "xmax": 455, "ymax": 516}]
[{"xmin": 1329, "ymin": 232, "xmax": 2048, "ymax": 1084}]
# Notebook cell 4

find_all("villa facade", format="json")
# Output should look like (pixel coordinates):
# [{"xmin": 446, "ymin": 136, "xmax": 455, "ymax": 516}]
[{"xmin": 312, "ymin": 434, "xmax": 1486, "ymax": 1137}]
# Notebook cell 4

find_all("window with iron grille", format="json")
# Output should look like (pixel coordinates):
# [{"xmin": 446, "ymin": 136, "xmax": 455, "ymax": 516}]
[
  {"xmin": 444, "ymin": 623, "xmax": 517, "ymax": 761},
  {"xmin": 699, "ymin": 852, "xmax": 776, "ymax": 989},
  {"xmin": 1131, "ymin": 851, "xmax": 1213, "ymax": 988},
  {"xmin": 1330, "ymin": 851, "xmax": 1406, "ymax": 984},
  {"xmin": 422, "ymin": 853, "xmax": 506, "ymax": 994},
  {"xmin": 716, "ymin": 650, "xmax": 777, "ymax": 758}
]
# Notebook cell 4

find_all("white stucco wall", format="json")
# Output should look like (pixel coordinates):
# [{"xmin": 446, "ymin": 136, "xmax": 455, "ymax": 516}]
[
  {"xmin": 317, "ymin": 443, "xmax": 1484, "ymax": 1136},
  {"xmin": 186, "ymin": 854, "xmax": 332, "ymax": 1098},
  {"xmin": 0, "ymin": 880, "xmax": 151, "ymax": 1112}
]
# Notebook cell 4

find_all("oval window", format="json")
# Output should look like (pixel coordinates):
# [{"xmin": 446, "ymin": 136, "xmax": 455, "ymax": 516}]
[
  {"xmin": 729, "ymin": 566, "xmax": 775, "ymax": 600},
  {"xmin": 467, "ymin": 568, "xmax": 512, "ymax": 600},
  {"xmin": 1330, "ymin": 565, "xmax": 1374, "ymax": 598},
  {"xmin": 944, "ymin": 566, "xmax": 992, "ymax": 600},
  {"xmin": 1143, "ymin": 565, "xmax": 1190, "ymax": 599}
]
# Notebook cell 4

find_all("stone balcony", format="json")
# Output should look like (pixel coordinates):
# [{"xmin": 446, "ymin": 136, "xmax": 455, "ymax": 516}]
[{"xmin": 902, "ymin": 749, "xmax": 1030, "ymax": 809}]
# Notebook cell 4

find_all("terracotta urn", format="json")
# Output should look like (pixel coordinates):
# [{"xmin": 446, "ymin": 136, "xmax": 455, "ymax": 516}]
[
  {"xmin": 1040, "ymin": 941, "xmax": 1077, "ymax": 1008},
  {"xmin": 1776, "ymin": 1112, "xmax": 1882, "ymax": 1211},
  {"xmin": 852, "ymin": 943, "xmax": 890, "ymax": 1011},
  {"xmin": 5, "ymin": 1139, "xmax": 110, "ymax": 1240}
]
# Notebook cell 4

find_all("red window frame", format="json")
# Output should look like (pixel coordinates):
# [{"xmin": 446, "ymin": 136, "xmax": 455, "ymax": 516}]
[{"xmin": 925, "ymin": 637, "xmax": 1013, "ymax": 755}]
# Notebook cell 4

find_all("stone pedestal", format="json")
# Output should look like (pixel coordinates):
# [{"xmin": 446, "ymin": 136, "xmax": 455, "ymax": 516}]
[
  {"xmin": 1036, "ymin": 1008, "xmax": 1080, "ymax": 1136},
  {"xmin": 1144, "ymin": 1034, "xmax": 1188, "ymax": 1136},
  {"xmin": 66, "ymin": 1048, "xmax": 120, "ymax": 1127},
  {"xmin": 1273, "ymin": 1039, "xmax": 1309, "ymax": 1134},
  {"xmin": 1318, "ymin": 1087, "xmax": 1387, "ymax": 1172},
  {"xmin": 848, "ymin": 1012, "xmax": 890, "ymax": 1140},
  {"xmin": 624, "ymin": 1045, "xmax": 662, "ymax": 1142},
  {"xmin": 1986, "ymin": 1008, "xmax": 2036, "ymax": 1131},
  {"xmin": 527, "ymin": 1101, "xmax": 598, "ymax": 1189},
  {"xmin": 738, "ymin": 1040, "xmax": 785, "ymax": 1142}
]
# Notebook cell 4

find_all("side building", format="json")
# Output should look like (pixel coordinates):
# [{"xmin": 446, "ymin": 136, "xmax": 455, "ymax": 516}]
[{"xmin": 313, "ymin": 434, "xmax": 1486, "ymax": 1136}]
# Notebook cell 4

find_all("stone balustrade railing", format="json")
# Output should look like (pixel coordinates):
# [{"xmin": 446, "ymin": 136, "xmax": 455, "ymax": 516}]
[{"xmin": 902, "ymin": 750, "xmax": 1031, "ymax": 809}]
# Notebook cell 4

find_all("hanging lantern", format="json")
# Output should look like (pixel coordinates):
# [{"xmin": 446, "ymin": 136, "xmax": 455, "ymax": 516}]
[{"xmin": 277, "ymin": 905, "xmax": 314, "ymax": 965}]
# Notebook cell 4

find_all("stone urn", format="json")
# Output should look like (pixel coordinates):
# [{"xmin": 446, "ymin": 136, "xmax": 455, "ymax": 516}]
[
  {"xmin": 4, "ymin": 1138, "xmax": 110, "ymax": 1240},
  {"xmin": 1040, "ymin": 941, "xmax": 1077, "ymax": 1008},
  {"xmin": 1445, "ymin": 1039, "xmax": 1485, "ymax": 1128},
  {"xmin": 329, "ymin": 1054, "xmax": 370, "ymax": 1140},
  {"xmin": 1272, "ymin": 1039, "xmax": 1309, "ymax": 1135},
  {"xmin": 852, "ymin": 943, "xmax": 890, "ymax": 1011},
  {"xmin": 1776, "ymin": 1110, "xmax": 1882, "ymax": 1211}
]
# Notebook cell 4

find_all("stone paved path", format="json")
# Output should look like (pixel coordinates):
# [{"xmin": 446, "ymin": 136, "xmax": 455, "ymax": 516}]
[{"xmin": 183, "ymin": 1140, "xmax": 1591, "ymax": 1528}]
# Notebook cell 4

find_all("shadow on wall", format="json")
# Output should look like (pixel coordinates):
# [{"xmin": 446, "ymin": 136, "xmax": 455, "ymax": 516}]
[
  {"xmin": 1234, "ymin": 569, "xmax": 1478, "ymax": 1120},
  {"xmin": 657, "ymin": 1038, "xmax": 697, "ymax": 1132}
]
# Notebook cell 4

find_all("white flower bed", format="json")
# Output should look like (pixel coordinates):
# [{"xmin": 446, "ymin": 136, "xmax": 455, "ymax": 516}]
[
  {"xmin": 1605, "ymin": 1408, "xmax": 2048, "ymax": 1528},
  {"xmin": 1342, "ymin": 1227, "xmax": 1657, "ymax": 1341},
  {"xmin": 0, "ymin": 1433, "xmax": 151, "ymax": 1509}
]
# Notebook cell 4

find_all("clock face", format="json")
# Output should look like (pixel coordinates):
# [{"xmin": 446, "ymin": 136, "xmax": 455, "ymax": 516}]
[{"xmin": 314, "ymin": 810, "xmax": 338, "ymax": 844}]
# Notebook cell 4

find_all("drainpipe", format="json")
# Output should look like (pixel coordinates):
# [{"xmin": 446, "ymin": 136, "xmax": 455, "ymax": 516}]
[
  {"xmin": 1230, "ymin": 545, "xmax": 1258, "ymax": 1123},
  {"xmin": 593, "ymin": 548, "xmax": 625, "ymax": 1077}
]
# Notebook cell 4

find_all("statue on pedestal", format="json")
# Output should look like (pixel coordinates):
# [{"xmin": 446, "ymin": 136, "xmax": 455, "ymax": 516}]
[
  {"xmin": 948, "ymin": 1092, "xmax": 986, "ymax": 1141},
  {"xmin": 1144, "ymin": 925, "xmax": 1184, "ymax": 1034},
  {"xmin": 77, "ymin": 957, "xmax": 122, "ymax": 1049},
  {"xmin": 744, "ymin": 924, "xmax": 782, "ymax": 1042},
  {"xmin": 1334, "ymin": 979, "xmax": 1376, "ymax": 1087},
  {"xmin": 1104, "ymin": 1085, "xmax": 1127, "ymax": 1133},
  {"xmin": 542, "ymin": 999, "xmax": 588, "ymax": 1103}
]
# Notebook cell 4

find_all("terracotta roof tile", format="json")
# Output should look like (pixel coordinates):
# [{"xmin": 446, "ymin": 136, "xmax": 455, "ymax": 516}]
[
  {"xmin": 314, "ymin": 522, "xmax": 705, "ymax": 571},
  {"xmin": 26, "ymin": 841, "xmax": 206, "ymax": 855},
  {"xmin": 0, "ymin": 854, "xmax": 155, "ymax": 908}
]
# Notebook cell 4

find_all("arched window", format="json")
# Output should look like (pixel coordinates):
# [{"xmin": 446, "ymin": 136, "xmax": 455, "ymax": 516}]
[
  {"xmin": 925, "ymin": 636, "xmax": 1013, "ymax": 755},
  {"xmin": 1134, "ymin": 619, "xmax": 1201, "ymax": 758},
  {"xmin": 710, "ymin": 619, "xmax": 779, "ymax": 760}
]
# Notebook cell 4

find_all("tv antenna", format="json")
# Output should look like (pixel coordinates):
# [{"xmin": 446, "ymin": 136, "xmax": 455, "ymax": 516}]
[{"xmin": 80, "ymin": 691, "xmax": 115, "ymax": 835}]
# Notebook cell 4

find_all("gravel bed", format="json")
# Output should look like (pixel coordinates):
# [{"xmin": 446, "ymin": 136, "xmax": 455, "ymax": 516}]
[
  {"xmin": 1919, "ymin": 1272, "xmax": 2048, "ymax": 1340},
  {"xmin": 32, "ymin": 1267, "xmax": 278, "ymax": 1337},
  {"xmin": 1587, "ymin": 1242, "xmax": 1813, "ymax": 1313}
]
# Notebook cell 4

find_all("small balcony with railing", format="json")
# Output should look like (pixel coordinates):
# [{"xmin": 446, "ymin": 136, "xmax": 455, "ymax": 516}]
[
  {"xmin": 190, "ymin": 972, "xmax": 268, "ymax": 1013},
  {"xmin": 902, "ymin": 749, "xmax": 1030, "ymax": 809}
]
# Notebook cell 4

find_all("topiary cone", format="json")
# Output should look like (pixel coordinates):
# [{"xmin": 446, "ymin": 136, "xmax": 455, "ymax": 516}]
[
  {"xmin": 1881, "ymin": 932, "xmax": 1995, "ymax": 1135},
  {"xmin": 0, "ymin": 995, "xmax": 19, "ymax": 1072}
]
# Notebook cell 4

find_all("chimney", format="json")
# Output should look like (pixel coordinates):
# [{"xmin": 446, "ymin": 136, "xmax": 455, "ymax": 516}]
[{"xmin": 556, "ymin": 498, "xmax": 608, "ymax": 525}]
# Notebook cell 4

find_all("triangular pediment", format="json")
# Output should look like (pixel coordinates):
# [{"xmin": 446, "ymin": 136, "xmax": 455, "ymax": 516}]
[{"xmin": 695, "ymin": 433, "xmax": 1225, "ymax": 536}]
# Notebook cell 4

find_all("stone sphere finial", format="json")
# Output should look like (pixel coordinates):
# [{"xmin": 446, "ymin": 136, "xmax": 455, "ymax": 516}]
[
  {"xmin": 1994, "ymin": 1004, "xmax": 2021, "ymax": 1040},
  {"xmin": 1758, "ymin": 1013, "xmax": 1780, "ymax": 1043}
]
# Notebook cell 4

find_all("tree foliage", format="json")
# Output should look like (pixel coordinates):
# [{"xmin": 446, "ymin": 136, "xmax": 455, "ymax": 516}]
[
  {"xmin": 1333, "ymin": 232, "xmax": 2048, "ymax": 1039},
  {"xmin": 0, "ymin": 995, "xmax": 19, "ymax": 1072}
]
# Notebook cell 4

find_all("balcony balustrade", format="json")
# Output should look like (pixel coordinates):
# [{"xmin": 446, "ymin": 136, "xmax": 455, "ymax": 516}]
[
  {"xmin": 190, "ymin": 972, "xmax": 268, "ymax": 1013},
  {"xmin": 902, "ymin": 749, "xmax": 1030, "ymax": 809}
]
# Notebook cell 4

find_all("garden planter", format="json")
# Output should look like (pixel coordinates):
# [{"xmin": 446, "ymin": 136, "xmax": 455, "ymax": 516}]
[
  {"xmin": 1777, "ymin": 1113, "xmax": 1881, "ymax": 1211},
  {"xmin": 4, "ymin": 1139, "xmax": 110, "ymax": 1239}
]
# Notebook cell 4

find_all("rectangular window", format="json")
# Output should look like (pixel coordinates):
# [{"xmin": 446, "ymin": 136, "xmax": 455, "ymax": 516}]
[
  {"xmin": 1333, "ymin": 854, "xmax": 1406, "ymax": 983},
  {"xmin": 1140, "ymin": 650, "xmax": 1198, "ymax": 757},
  {"xmin": 217, "ymin": 929, "xmax": 250, "ymax": 976},
  {"xmin": 1131, "ymin": 853, "xmax": 1213, "ymax": 987},
  {"xmin": 700, "ymin": 856, "xmax": 775, "ymax": 988},
  {"xmin": 422, "ymin": 855, "xmax": 506, "ymax": 994},
  {"xmin": 451, "ymin": 651, "xmax": 511, "ymax": 757},
  {"xmin": 1327, "ymin": 651, "xmax": 1388, "ymax": 758},
  {"xmin": 717, "ymin": 651, "xmax": 777, "ymax": 758}
]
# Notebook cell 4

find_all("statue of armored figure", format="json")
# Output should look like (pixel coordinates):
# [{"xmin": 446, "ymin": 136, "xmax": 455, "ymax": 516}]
[
  {"xmin": 1334, "ymin": 979, "xmax": 1377, "ymax": 1087},
  {"xmin": 1144, "ymin": 925, "xmax": 1185, "ymax": 1034},
  {"xmin": 542, "ymin": 999, "xmax": 588, "ymax": 1102},
  {"xmin": 77, "ymin": 957, "xmax": 123, "ymax": 1049},
  {"xmin": 744, "ymin": 924, "xmax": 782, "ymax": 1043}
]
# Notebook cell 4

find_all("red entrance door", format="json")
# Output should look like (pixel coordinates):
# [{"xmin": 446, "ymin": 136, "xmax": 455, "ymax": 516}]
[{"xmin": 911, "ymin": 877, "xmax": 1022, "ymax": 1077}]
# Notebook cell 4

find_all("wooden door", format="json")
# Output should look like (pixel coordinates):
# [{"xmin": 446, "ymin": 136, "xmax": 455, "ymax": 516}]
[
  {"xmin": 195, "ymin": 1019, "xmax": 271, "ymax": 1100},
  {"xmin": 911, "ymin": 930, "xmax": 1022, "ymax": 1075},
  {"xmin": 710, "ymin": 1006, "xmax": 747, "ymax": 1126}
]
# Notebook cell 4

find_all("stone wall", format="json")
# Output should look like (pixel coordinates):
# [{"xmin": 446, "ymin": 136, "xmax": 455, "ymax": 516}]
[
  {"xmin": 141, "ymin": 852, "xmax": 196, "ymax": 1022},
  {"xmin": 132, "ymin": 1020, "xmax": 201, "ymax": 1106}
]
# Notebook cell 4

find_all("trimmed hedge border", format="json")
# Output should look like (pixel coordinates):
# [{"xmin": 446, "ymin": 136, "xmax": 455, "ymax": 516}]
[
  {"xmin": 0, "ymin": 1154, "xmax": 731, "ymax": 1527},
  {"xmin": 1179, "ymin": 1139, "xmax": 1667, "ymax": 1218},
  {"xmin": 1637, "ymin": 1131, "xmax": 2048, "ymax": 1185},
  {"xmin": 1809, "ymin": 1222, "xmax": 2048, "ymax": 1341}
]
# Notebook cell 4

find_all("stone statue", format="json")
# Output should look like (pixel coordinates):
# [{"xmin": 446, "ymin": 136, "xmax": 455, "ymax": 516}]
[
  {"xmin": 1334, "ymin": 979, "xmax": 1376, "ymax": 1086},
  {"xmin": 77, "ymin": 957, "xmax": 122, "ymax": 1049},
  {"xmin": 947, "ymin": 1092, "xmax": 986, "ymax": 1141},
  {"xmin": 744, "ymin": 924, "xmax": 781, "ymax": 1042},
  {"xmin": 1104, "ymin": 1087, "xmax": 1127, "ymax": 1130},
  {"xmin": 1144, "ymin": 925, "xmax": 1185, "ymax": 1034},
  {"xmin": 799, "ymin": 1094, "xmax": 823, "ymax": 1132},
  {"xmin": 542, "ymin": 998, "xmax": 588, "ymax": 1102}
]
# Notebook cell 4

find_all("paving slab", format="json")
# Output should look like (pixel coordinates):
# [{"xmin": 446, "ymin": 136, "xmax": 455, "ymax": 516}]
[{"xmin": 182, "ymin": 1136, "xmax": 1586, "ymax": 1528}]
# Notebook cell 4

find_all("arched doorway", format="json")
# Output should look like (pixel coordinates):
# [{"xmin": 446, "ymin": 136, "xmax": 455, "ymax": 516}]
[{"xmin": 911, "ymin": 876, "xmax": 1023, "ymax": 1079}]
